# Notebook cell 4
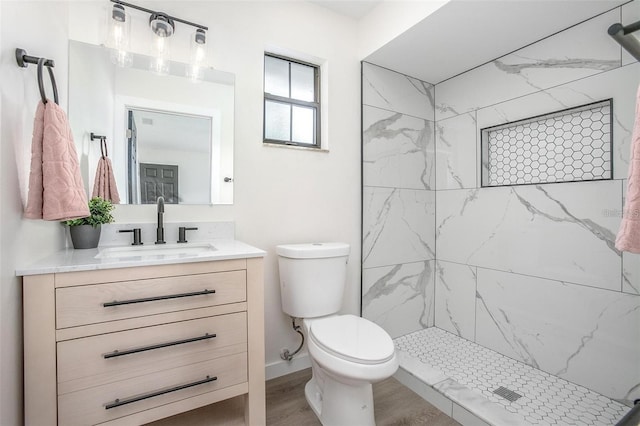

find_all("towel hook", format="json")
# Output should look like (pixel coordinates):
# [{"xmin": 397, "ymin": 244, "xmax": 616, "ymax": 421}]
[
  {"xmin": 36, "ymin": 58, "xmax": 59, "ymax": 105},
  {"xmin": 15, "ymin": 48, "xmax": 55, "ymax": 68},
  {"xmin": 16, "ymin": 49, "xmax": 58, "ymax": 105},
  {"xmin": 91, "ymin": 133, "xmax": 108, "ymax": 158}
]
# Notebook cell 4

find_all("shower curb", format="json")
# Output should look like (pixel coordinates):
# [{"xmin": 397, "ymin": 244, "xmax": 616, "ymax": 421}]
[{"xmin": 394, "ymin": 367, "xmax": 528, "ymax": 426}]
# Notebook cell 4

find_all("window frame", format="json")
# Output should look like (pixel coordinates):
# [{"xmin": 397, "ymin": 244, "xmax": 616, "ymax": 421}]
[{"xmin": 263, "ymin": 53, "xmax": 321, "ymax": 148}]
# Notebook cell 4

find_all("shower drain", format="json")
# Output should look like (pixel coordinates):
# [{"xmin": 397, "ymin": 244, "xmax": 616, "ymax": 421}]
[{"xmin": 493, "ymin": 386, "xmax": 523, "ymax": 402}]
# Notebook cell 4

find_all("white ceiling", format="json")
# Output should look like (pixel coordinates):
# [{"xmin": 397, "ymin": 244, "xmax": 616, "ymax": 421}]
[
  {"xmin": 319, "ymin": 0, "xmax": 629, "ymax": 84},
  {"xmin": 309, "ymin": 1, "xmax": 381, "ymax": 19}
]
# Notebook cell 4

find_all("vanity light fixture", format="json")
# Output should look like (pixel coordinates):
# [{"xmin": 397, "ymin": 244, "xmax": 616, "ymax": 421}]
[{"xmin": 107, "ymin": 0, "xmax": 208, "ymax": 78}]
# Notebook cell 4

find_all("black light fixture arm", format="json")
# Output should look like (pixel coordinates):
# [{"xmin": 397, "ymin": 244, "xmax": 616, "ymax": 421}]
[{"xmin": 110, "ymin": 0, "xmax": 208, "ymax": 31}]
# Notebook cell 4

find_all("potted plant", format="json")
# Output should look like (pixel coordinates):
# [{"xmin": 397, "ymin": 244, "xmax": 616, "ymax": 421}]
[{"xmin": 63, "ymin": 197, "xmax": 115, "ymax": 249}]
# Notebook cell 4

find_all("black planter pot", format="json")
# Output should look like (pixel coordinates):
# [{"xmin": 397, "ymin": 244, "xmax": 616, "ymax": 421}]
[{"xmin": 69, "ymin": 224, "xmax": 101, "ymax": 249}]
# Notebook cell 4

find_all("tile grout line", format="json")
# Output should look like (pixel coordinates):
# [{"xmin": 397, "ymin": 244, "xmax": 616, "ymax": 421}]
[
  {"xmin": 383, "ymin": 258, "xmax": 638, "ymax": 297},
  {"xmin": 473, "ymin": 265, "xmax": 478, "ymax": 344}
]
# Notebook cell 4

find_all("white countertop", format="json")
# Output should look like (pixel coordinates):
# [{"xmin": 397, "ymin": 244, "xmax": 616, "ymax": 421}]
[{"xmin": 16, "ymin": 239, "xmax": 266, "ymax": 276}]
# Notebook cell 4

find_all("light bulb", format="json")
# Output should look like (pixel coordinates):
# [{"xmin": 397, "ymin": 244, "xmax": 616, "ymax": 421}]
[
  {"xmin": 150, "ymin": 36, "xmax": 170, "ymax": 74},
  {"xmin": 149, "ymin": 13, "xmax": 173, "ymax": 75},
  {"xmin": 106, "ymin": 4, "xmax": 132, "ymax": 67},
  {"xmin": 187, "ymin": 29, "xmax": 207, "ymax": 81}
]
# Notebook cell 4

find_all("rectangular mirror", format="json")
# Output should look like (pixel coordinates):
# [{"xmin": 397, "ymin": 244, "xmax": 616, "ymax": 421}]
[{"xmin": 68, "ymin": 40, "xmax": 234, "ymax": 205}]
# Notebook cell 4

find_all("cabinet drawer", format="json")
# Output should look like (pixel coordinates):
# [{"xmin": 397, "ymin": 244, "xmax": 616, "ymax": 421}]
[
  {"xmin": 56, "ymin": 271, "xmax": 246, "ymax": 328},
  {"xmin": 57, "ymin": 312, "xmax": 247, "ymax": 395},
  {"xmin": 58, "ymin": 352, "xmax": 247, "ymax": 426}
]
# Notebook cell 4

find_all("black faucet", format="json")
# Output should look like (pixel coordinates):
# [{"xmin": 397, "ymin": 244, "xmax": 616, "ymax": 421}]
[{"xmin": 155, "ymin": 196, "xmax": 166, "ymax": 244}]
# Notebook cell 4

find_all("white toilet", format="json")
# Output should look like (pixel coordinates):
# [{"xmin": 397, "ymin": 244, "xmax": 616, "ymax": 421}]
[{"xmin": 276, "ymin": 242, "xmax": 398, "ymax": 426}]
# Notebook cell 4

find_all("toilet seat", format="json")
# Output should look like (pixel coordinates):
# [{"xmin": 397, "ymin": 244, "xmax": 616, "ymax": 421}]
[{"xmin": 309, "ymin": 315, "xmax": 395, "ymax": 365}]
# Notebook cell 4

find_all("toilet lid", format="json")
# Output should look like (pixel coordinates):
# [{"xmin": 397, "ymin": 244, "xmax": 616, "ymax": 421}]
[{"xmin": 309, "ymin": 315, "xmax": 395, "ymax": 365}]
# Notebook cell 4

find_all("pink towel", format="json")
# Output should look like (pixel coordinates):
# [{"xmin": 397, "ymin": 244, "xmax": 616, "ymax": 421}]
[
  {"xmin": 24, "ymin": 100, "xmax": 90, "ymax": 221},
  {"xmin": 616, "ymin": 85, "xmax": 640, "ymax": 253},
  {"xmin": 92, "ymin": 156, "xmax": 120, "ymax": 203}
]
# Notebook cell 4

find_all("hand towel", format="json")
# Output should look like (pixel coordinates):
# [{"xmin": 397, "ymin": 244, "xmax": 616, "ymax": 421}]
[
  {"xmin": 616, "ymin": 85, "xmax": 640, "ymax": 253},
  {"xmin": 92, "ymin": 155, "xmax": 120, "ymax": 203},
  {"xmin": 24, "ymin": 100, "xmax": 90, "ymax": 221}
]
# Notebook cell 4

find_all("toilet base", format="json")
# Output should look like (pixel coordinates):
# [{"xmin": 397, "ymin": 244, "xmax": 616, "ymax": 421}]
[
  {"xmin": 304, "ymin": 365, "xmax": 376, "ymax": 426},
  {"xmin": 304, "ymin": 377, "xmax": 323, "ymax": 419}
]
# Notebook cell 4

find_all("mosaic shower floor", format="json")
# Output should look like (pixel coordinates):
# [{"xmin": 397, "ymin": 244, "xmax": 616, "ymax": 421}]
[{"xmin": 394, "ymin": 328, "xmax": 629, "ymax": 426}]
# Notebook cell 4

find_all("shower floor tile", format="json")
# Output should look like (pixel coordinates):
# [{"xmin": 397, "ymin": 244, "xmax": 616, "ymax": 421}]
[{"xmin": 394, "ymin": 327, "xmax": 629, "ymax": 426}]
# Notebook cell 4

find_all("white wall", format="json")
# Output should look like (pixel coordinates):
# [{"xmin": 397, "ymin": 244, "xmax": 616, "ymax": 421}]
[
  {"xmin": 0, "ymin": 3, "xmax": 70, "ymax": 424},
  {"xmin": 1, "ymin": 2, "xmax": 361, "ymax": 422}
]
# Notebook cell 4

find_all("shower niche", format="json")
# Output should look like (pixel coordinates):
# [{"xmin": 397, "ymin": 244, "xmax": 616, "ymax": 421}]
[{"xmin": 480, "ymin": 99, "xmax": 613, "ymax": 187}]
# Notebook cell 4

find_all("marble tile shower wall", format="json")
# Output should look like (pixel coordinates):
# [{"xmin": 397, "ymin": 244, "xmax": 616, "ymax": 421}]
[
  {"xmin": 434, "ymin": 5, "xmax": 640, "ymax": 406},
  {"xmin": 362, "ymin": 62, "xmax": 437, "ymax": 338}
]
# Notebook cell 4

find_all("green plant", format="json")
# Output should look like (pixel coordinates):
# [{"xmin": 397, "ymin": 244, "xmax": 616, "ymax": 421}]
[{"xmin": 63, "ymin": 197, "xmax": 115, "ymax": 227}]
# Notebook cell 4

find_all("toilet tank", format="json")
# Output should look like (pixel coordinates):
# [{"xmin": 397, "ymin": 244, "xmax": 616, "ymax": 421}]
[{"xmin": 276, "ymin": 242, "xmax": 350, "ymax": 318}]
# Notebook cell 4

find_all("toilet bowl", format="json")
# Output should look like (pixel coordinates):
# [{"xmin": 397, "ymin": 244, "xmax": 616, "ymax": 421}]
[
  {"xmin": 303, "ymin": 315, "xmax": 398, "ymax": 425},
  {"xmin": 306, "ymin": 315, "xmax": 397, "ymax": 381},
  {"xmin": 277, "ymin": 242, "xmax": 398, "ymax": 425}
]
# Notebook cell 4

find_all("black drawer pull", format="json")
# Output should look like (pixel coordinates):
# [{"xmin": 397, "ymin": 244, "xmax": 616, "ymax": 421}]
[
  {"xmin": 103, "ymin": 333, "xmax": 217, "ymax": 359},
  {"xmin": 105, "ymin": 375, "xmax": 217, "ymax": 410},
  {"xmin": 103, "ymin": 289, "xmax": 216, "ymax": 307}
]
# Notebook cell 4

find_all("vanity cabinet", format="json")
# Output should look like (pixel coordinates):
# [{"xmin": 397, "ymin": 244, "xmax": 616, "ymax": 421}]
[{"xmin": 23, "ymin": 257, "xmax": 265, "ymax": 426}]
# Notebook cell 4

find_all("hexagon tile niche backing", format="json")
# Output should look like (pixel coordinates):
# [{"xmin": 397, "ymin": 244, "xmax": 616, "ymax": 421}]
[{"xmin": 481, "ymin": 99, "xmax": 613, "ymax": 187}]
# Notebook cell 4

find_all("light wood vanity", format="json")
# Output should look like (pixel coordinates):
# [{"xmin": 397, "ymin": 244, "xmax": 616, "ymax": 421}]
[{"xmin": 20, "ymin": 245, "xmax": 265, "ymax": 426}]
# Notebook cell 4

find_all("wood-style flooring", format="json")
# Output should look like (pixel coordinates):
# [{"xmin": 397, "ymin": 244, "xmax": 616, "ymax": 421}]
[
  {"xmin": 148, "ymin": 368, "xmax": 460, "ymax": 425},
  {"xmin": 266, "ymin": 368, "xmax": 460, "ymax": 426}
]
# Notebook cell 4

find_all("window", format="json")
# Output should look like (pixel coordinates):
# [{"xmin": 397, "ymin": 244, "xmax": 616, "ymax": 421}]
[{"xmin": 264, "ymin": 53, "xmax": 320, "ymax": 148}]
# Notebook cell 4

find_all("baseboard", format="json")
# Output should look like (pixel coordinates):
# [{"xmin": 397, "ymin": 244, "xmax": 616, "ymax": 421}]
[{"xmin": 265, "ymin": 353, "xmax": 312, "ymax": 381}]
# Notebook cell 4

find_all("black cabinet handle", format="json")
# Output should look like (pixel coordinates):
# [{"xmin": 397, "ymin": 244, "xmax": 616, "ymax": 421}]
[
  {"xmin": 103, "ymin": 333, "xmax": 217, "ymax": 359},
  {"xmin": 105, "ymin": 375, "xmax": 217, "ymax": 410},
  {"xmin": 103, "ymin": 289, "xmax": 216, "ymax": 307}
]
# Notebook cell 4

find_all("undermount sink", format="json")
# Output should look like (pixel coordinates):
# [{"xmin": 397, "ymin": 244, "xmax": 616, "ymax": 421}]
[{"xmin": 95, "ymin": 243, "xmax": 217, "ymax": 260}]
